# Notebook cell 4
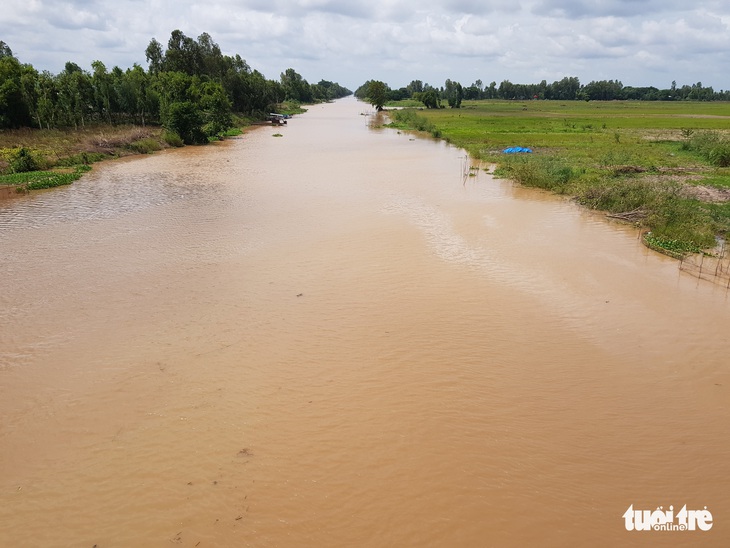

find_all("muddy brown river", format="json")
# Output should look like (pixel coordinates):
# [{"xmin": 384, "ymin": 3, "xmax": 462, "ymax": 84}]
[{"xmin": 1, "ymin": 97, "xmax": 729, "ymax": 547}]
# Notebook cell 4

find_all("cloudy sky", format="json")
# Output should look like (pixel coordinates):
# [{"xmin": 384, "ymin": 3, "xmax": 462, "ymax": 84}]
[{"xmin": 3, "ymin": 0, "xmax": 730, "ymax": 91}]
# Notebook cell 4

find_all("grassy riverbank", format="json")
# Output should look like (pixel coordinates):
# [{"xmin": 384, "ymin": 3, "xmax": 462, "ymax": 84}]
[
  {"xmin": 0, "ymin": 124, "xmax": 174, "ymax": 193},
  {"xmin": 386, "ymin": 100, "xmax": 730, "ymax": 254},
  {"xmin": 0, "ymin": 101, "xmax": 308, "ymax": 194}
]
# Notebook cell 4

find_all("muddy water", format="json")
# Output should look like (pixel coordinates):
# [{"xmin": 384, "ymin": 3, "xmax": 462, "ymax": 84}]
[{"xmin": 1, "ymin": 97, "xmax": 729, "ymax": 547}]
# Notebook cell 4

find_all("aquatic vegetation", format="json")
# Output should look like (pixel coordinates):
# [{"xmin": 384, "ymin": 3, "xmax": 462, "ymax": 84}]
[{"xmin": 0, "ymin": 164, "xmax": 91, "ymax": 192}]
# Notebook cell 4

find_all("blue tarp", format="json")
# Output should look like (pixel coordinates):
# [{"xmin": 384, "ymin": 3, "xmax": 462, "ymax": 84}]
[{"xmin": 503, "ymin": 147, "xmax": 533, "ymax": 154}]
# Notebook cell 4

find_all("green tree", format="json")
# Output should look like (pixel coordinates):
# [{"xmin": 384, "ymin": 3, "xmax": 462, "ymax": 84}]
[
  {"xmin": 416, "ymin": 89, "xmax": 441, "ymax": 109},
  {"xmin": 122, "ymin": 64, "xmax": 157, "ymax": 125},
  {"xmin": 55, "ymin": 62, "xmax": 93, "ymax": 128},
  {"xmin": 366, "ymin": 80, "xmax": 387, "ymax": 111},
  {"xmin": 199, "ymin": 81, "xmax": 232, "ymax": 136},
  {"xmin": 0, "ymin": 54, "xmax": 32, "ymax": 127},
  {"xmin": 406, "ymin": 80, "xmax": 423, "ymax": 97},
  {"xmin": 0, "ymin": 41, "xmax": 13, "ymax": 59},
  {"xmin": 196, "ymin": 32, "xmax": 225, "ymax": 78},
  {"xmin": 164, "ymin": 29, "xmax": 202, "ymax": 75},
  {"xmin": 164, "ymin": 101, "xmax": 205, "ymax": 144},
  {"xmin": 19, "ymin": 64, "xmax": 40, "ymax": 127},
  {"xmin": 91, "ymin": 60, "xmax": 114, "ymax": 123},
  {"xmin": 281, "ymin": 68, "xmax": 313, "ymax": 103},
  {"xmin": 444, "ymin": 79, "xmax": 463, "ymax": 108},
  {"xmin": 486, "ymin": 81, "xmax": 497, "ymax": 99},
  {"xmin": 550, "ymin": 76, "xmax": 581, "ymax": 100},
  {"xmin": 145, "ymin": 38, "xmax": 164, "ymax": 75},
  {"xmin": 34, "ymin": 71, "xmax": 57, "ymax": 129}
]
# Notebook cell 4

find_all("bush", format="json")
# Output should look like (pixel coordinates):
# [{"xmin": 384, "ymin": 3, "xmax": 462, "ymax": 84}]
[
  {"xmin": 647, "ymin": 195, "xmax": 716, "ymax": 249},
  {"xmin": 682, "ymin": 130, "xmax": 730, "ymax": 166},
  {"xmin": 503, "ymin": 156, "xmax": 577, "ymax": 193},
  {"xmin": 162, "ymin": 130, "xmax": 184, "ymax": 148},
  {"xmin": 128, "ymin": 138, "xmax": 162, "ymax": 154},
  {"xmin": 685, "ymin": 131, "xmax": 720, "ymax": 154},
  {"xmin": 576, "ymin": 177, "xmax": 715, "ymax": 250},
  {"xmin": 708, "ymin": 144, "xmax": 730, "ymax": 167},
  {"xmin": 577, "ymin": 177, "xmax": 665, "ymax": 213},
  {"xmin": 163, "ymin": 101, "xmax": 206, "ymax": 145},
  {"xmin": 9, "ymin": 147, "xmax": 38, "ymax": 173}
]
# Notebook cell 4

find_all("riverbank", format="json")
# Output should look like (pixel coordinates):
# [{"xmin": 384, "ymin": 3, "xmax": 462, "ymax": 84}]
[
  {"xmin": 0, "ymin": 100, "xmax": 310, "ymax": 196},
  {"xmin": 385, "ymin": 100, "xmax": 730, "ymax": 255},
  {"xmin": 0, "ymin": 125, "xmax": 171, "ymax": 195}
]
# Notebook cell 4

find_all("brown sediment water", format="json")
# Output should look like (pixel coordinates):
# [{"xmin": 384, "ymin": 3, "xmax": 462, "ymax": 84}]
[
  {"xmin": 1, "ymin": 97, "xmax": 728, "ymax": 547},
  {"xmin": 0, "ymin": 186, "xmax": 20, "ymax": 199}
]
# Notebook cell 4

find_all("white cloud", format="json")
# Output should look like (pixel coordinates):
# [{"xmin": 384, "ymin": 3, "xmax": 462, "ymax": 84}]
[{"xmin": 1, "ymin": 0, "xmax": 729, "ymax": 90}]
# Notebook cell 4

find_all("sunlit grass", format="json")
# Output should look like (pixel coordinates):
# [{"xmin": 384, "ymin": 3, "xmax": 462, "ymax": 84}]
[{"xmin": 388, "ymin": 100, "xmax": 730, "ymax": 253}]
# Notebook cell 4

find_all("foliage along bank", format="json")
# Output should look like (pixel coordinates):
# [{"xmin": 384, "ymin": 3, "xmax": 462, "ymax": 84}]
[
  {"xmin": 0, "ymin": 32, "xmax": 351, "ymax": 143},
  {"xmin": 355, "ymin": 76, "xmax": 730, "ymax": 109}
]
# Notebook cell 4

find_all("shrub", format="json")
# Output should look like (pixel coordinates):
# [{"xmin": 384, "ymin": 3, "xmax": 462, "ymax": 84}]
[
  {"xmin": 9, "ymin": 147, "xmax": 38, "ymax": 173},
  {"xmin": 708, "ymin": 144, "xmax": 730, "ymax": 167},
  {"xmin": 577, "ymin": 177, "xmax": 664, "ymax": 213},
  {"xmin": 163, "ymin": 101, "xmax": 206, "ymax": 144},
  {"xmin": 162, "ymin": 130, "xmax": 184, "ymax": 148},
  {"xmin": 128, "ymin": 138, "xmax": 162, "ymax": 154},
  {"xmin": 681, "ymin": 131, "xmax": 730, "ymax": 167},
  {"xmin": 503, "ymin": 156, "xmax": 577, "ymax": 193},
  {"xmin": 389, "ymin": 109, "xmax": 439, "ymax": 135},
  {"xmin": 687, "ymin": 131, "xmax": 720, "ymax": 154}
]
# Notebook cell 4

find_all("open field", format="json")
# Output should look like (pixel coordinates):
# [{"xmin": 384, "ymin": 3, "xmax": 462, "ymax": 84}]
[{"xmin": 387, "ymin": 100, "xmax": 730, "ymax": 253}]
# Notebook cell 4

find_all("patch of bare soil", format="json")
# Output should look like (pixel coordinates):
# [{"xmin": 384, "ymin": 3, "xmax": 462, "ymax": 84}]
[
  {"xmin": 607, "ymin": 167, "xmax": 729, "ymax": 204},
  {"xmin": 635, "ymin": 169, "xmax": 730, "ymax": 203},
  {"xmin": 681, "ymin": 184, "xmax": 730, "ymax": 203},
  {"xmin": 672, "ymin": 114, "xmax": 730, "ymax": 119}
]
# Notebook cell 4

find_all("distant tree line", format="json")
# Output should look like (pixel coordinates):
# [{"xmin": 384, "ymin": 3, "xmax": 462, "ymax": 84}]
[
  {"xmin": 0, "ymin": 33, "xmax": 351, "ymax": 142},
  {"xmin": 355, "ymin": 76, "xmax": 730, "ymax": 108}
]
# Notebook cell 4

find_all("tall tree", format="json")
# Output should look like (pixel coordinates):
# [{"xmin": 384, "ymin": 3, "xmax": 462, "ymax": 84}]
[
  {"xmin": 444, "ymin": 79, "xmax": 463, "ymax": 108},
  {"xmin": 145, "ymin": 38, "xmax": 164, "ymax": 75},
  {"xmin": 0, "ymin": 41, "xmax": 13, "ymax": 59},
  {"xmin": 366, "ymin": 80, "xmax": 388, "ymax": 111},
  {"xmin": 280, "ymin": 68, "xmax": 313, "ymax": 103},
  {"xmin": 416, "ymin": 89, "xmax": 440, "ymax": 109},
  {"xmin": 91, "ymin": 60, "xmax": 113, "ymax": 124},
  {"xmin": 0, "ymin": 54, "xmax": 32, "ymax": 127}
]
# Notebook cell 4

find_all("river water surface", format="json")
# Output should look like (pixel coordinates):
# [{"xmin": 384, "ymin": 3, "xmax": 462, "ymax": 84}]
[{"xmin": 1, "ymin": 97, "xmax": 729, "ymax": 547}]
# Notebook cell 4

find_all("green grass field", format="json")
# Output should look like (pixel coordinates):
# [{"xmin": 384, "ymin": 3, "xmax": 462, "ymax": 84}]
[{"xmin": 386, "ymin": 100, "xmax": 730, "ymax": 254}]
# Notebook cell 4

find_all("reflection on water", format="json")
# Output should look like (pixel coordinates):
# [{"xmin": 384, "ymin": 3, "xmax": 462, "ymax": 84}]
[{"xmin": 1, "ymin": 97, "xmax": 729, "ymax": 547}]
